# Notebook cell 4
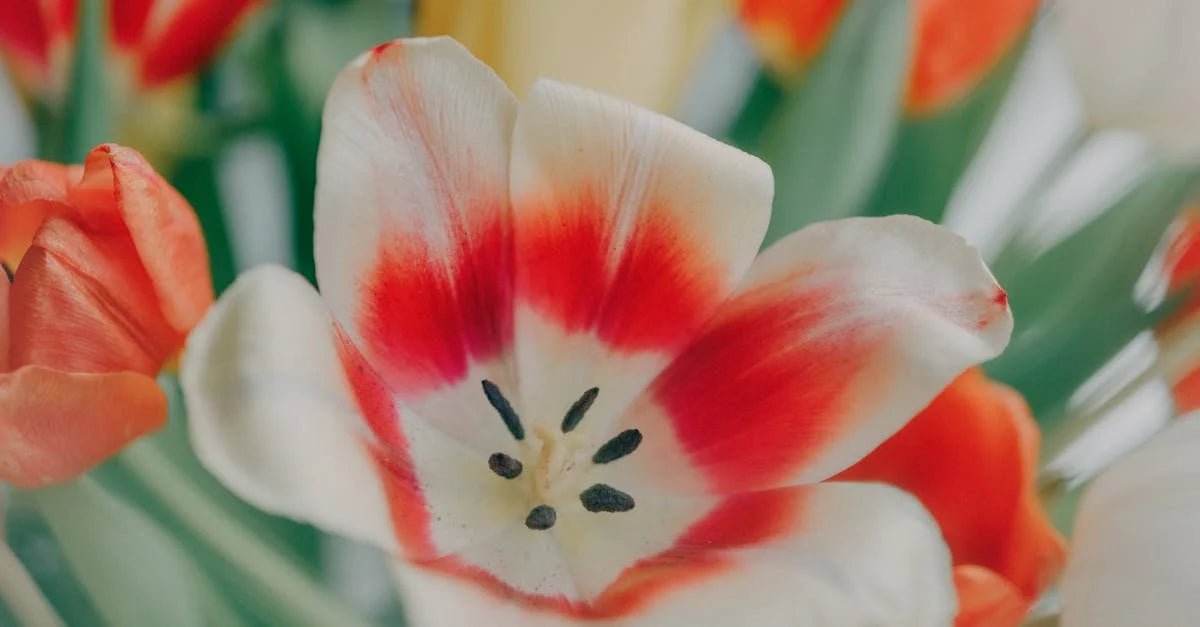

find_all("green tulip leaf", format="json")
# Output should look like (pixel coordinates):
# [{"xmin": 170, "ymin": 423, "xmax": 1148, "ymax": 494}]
[
  {"xmin": 30, "ymin": 477, "xmax": 230, "ymax": 627},
  {"xmin": 985, "ymin": 162, "xmax": 1199, "ymax": 421},
  {"xmin": 758, "ymin": 0, "xmax": 911, "ymax": 244},
  {"xmin": 861, "ymin": 29, "xmax": 1030, "ymax": 222}
]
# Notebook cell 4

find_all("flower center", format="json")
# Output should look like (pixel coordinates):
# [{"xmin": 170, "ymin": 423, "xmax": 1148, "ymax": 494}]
[{"xmin": 481, "ymin": 380, "xmax": 642, "ymax": 531}]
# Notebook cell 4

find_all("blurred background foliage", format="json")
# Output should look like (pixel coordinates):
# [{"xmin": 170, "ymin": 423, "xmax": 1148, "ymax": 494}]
[{"xmin": 0, "ymin": 0, "xmax": 1196, "ymax": 624}]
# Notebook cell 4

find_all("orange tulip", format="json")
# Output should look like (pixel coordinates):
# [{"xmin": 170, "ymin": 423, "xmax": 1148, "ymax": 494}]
[
  {"xmin": 738, "ymin": 0, "xmax": 1039, "ymax": 113},
  {"xmin": 835, "ymin": 368, "xmax": 1066, "ymax": 627},
  {"xmin": 0, "ymin": 144, "xmax": 212, "ymax": 487},
  {"xmin": 0, "ymin": 0, "xmax": 263, "ymax": 94}
]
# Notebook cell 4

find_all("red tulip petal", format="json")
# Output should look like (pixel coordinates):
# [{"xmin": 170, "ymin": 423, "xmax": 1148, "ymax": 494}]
[
  {"xmin": 0, "ymin": 1, "xmax": 52, "ymax": 74},
  {"xmin": 738, "ymin": 0, "xmax": 848, "ymax": 75},
  {"xmin": 0, "ymin": 365, "xmax": 165, "ymax": 487},
  {"xmin": 0, "ymin": 278, "xmax": 9, "ymax": 372},
  {"xmin": 68, "ymin": 144, "xmax": 213, "ymax": 336},
  {"xmin": 137, "ymin": 0, "xmax": 262, "ymax": 86},
  {"xmin": 315, "ymin": 38, "xmax": 517, "ymax": 404},
  {"xmin": 507, "ymin": 78, "xmax": 772, "ymax": 440},
  {"xmin": 953, "ymin": 565, "xmax": 1029, "ymax": 627},
  {"xmin": 836, "ymin": 369, "xmax": 1066, "ymax": 608},
  {"xmin": 623, "ymin": 216, "xmax": 1011, "ymax": 495},
  {"xmin": 9, "ymin": 216, "xmax": 181, "ymax": 373},
  {"xmin": 906, "ymin": 0, "xmax": 1039, "ymax": 113},
  {"xmin": 110, "ymin": 0, "xmax": 154, "ymax": 49}
]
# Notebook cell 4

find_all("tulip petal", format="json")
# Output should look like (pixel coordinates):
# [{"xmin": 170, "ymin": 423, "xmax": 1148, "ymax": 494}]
[
  {"xmin": 906, "ymin": 0, "xmax": 1039, "ymax": 113},
  {"xmin": 0, "ymin": 1, "xmax": 52, "ymax": 74},
  {"xmin": 509, "ymin": 78, "xmax": 772, "ymax": 438},
  {"xmin": 1061, "ymin": 414, "xmax": 1200, "ymax": 627},
  {"xmin": 0, "ymin": 366, "xmax": 165, "ymax": 487},
  {"xmin": 952, "ymin": 566, "xmax": 1028, "ymax": 627},
  {"xmin": 0, "ymin": 276, "xmax": 8, "ymax": 371},
  {"xmin": 623, "ymin": 216, "xmax": 1011, "ymax": 494},
  {"xmin": 835, "ymin": 369, "xmax": 1066, "ymax": 606},
  {"xmin": 182, "ymin": 265, "xmax": 400, "ymax": 552},
  {"xmin": 183, "ymin": 266, "xmax": 537, "ymax": 561},
  {"xmin": 394, "ymin": 483, "xmax": 955, "ymax": 626},
  {"xmin": 136, "ymin": 0, "xmax": 262, "ymax": 86},
  {"xmin": 315, "ymin": 38, "xmax": 518, "ymax": 434},
  {"xmin": 0, "ymin": 160, "xmax": 77, "ymax": 267},
  {"xmin": 10, "ymin": 217, "xmax": 182, "ymax": 374},
  {"xmin": 69, "ymin": 144, "xmax": 213, "ymax": 336}
]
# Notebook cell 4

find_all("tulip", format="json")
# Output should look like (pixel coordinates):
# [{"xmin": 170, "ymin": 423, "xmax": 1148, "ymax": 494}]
[
  {"xmin": 0, "ymin": 144, "xmax": 212, "ymax": 487},
  {"xmin": 415, "ymin": 0, "xmax": 726, "ymax": 113},
  {"xmin": 739, "ymin": 0, "xmax": 1039, "ymax": 113},
  {"xmin": 182, "ymin": 37, "xmax": 1013, "ymax": 624},
  {"xmin": 0, "ymin": 0, "xmax": 263, "ymax": 95},
  {"xmin": 836, "ymin": 369, "xmax": 1067, "ymax": 626}
]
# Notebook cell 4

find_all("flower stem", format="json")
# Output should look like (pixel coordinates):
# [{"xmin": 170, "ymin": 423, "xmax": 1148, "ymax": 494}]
[
  {"xmin": 0, "ymin": 543, "xmax": 64, "ymax": 627},
  {"xmin": 119, "ymin": 442, "xmax": 373, "ymax": 627},
  {"xmin": 62, "ymin": 0, "xmax": 111, "ymax": 162}
]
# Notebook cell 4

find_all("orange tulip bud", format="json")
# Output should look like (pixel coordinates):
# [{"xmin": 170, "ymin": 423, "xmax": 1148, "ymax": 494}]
[{"xmin": 0, "ymin": 144, "xmax": 213, "ymax": 487}]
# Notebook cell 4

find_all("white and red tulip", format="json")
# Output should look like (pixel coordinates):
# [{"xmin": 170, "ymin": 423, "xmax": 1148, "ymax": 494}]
[{"xmin": 181, "ymin": 37, "xmax": 1012, "ymax": 625}]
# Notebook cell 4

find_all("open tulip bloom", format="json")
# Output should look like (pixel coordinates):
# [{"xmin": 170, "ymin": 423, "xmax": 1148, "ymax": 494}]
[{"xmin": 181, "ymin": 37, "xmax": 1013, "ymax": 624}]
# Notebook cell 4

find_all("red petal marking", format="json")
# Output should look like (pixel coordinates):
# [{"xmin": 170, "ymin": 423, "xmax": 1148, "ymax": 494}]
[
  {"xmin": 137, "ymin": 0, "xmax": 262, "ymax": 86},
  {"xmin": 906, "ymin": 0, "xmax": 1039, "ymax": 113},
  {"xmin": 516, "ymin": 193, "xmax": 723, "ymax": 352},
  {"xmin": 0, "ymin": 161, "xmax": 78, "ymax": 268},
  {"xmin": 738, "ymin": 0, "xmax": 848, "ymax": 75},
  {"xmin": 0, "ymin": 1, "xmax": 51, "ymax": 71},
  {"xmin": 1159, "ymin": 210, "xmax": 1200, "ymax": 413},
  {"xmin": 357, "ymin": 209, "xmax": 512, "ymax": 396},
  {"xmin": 651, "ymin": 282, "xmax": 876, "ymax": 491},
  {"xmin": 334, "ymin": 326, "xmax": 436, "ymax": 559},
  {"xmin": 835, "ymin": 369, "xmax": 1066, "ymax": 608},
  {"xmin": 0, "ymin": 366, "xmax": 166, "ymax": 487},
  {"xmin": 110, "ymin": 0, "xmax": 154, "ymax": 48},
  {"xmin": 406, "ymin": 487, "xmax": 805, "ymax": 619},
  {"xmin": 952, "ymin": 566, "xmax": 1028, "ymax": 627}
]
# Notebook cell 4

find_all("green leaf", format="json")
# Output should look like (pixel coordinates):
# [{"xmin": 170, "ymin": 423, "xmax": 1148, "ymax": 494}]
[
  {"xmin": 62, "ymin": 0, "xmax": 112, "ymax": 162},
  {"xmin": 757, "ymin": 0, "xmax": 911, "ymax": 245},
  {"xmin": 29, "ymin": 478, "xmax": 227, "ymax": 627},
  {"xmin": 985, "ymin": 163, "xmax": 1200, "ymax": 421},
  {"xmin": 860, "ymin": 29, "xmax": 1031, "ymax": 222}
]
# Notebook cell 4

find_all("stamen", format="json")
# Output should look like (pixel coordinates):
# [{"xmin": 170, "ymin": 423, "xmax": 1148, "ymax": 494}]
[
  {"xmin": 482, "ymin": 380, "xmax": 524, "ymax": 440},
  {"xmin": 525, "ymin": 505, "xmax": 557, "ymax": 530},
  {"xmin": 579, "ymin": 484, "xmax": 635, "ymax": 513},
  {"xmin": 560, "ymin": 387, "xmax": 599, "ymax": 433},
  {"xmin": 592, "ymin": 429, "xmax": 642, "ymax": 464},
  {"xmin": 488, "ymin": 453, "xmax": 523, "ymax": 479}
]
